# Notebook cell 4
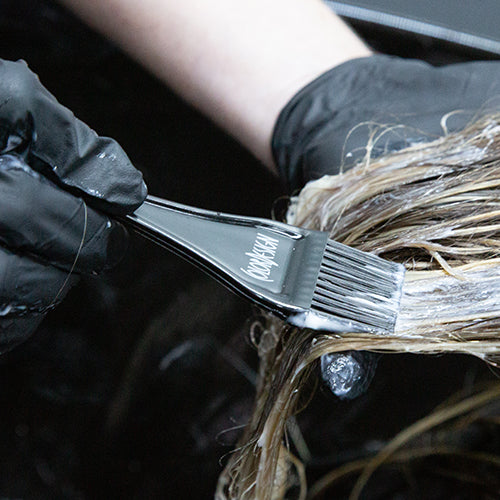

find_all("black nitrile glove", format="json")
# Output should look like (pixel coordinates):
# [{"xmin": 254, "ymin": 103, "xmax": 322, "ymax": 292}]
[
  {"xmin": 320, "ymin": 351, "xmax": 380, "ymax": 400},
  {"xmin": 271, "ymin": 55, "xmax": 500, "ymax": 193},
  {"xmin": 0, "ymin": 59, "xmax": 147, "ymax": 352}
]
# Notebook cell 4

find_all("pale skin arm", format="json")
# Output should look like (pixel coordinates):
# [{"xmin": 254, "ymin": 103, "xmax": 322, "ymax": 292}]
[{"xmin": 57, "ymin": 0, "xmax": 371, "ymax": 173}]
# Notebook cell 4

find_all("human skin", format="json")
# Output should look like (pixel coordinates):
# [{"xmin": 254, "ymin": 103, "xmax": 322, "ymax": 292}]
[{"xmin": 57, "ymin": 0, "xmax": 371, "ymax": 172}]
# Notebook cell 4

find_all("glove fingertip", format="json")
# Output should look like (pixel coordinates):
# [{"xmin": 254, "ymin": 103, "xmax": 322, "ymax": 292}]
[{"xmin": 321, "ymin": 351, "xmax": 379, "ymax": 400}]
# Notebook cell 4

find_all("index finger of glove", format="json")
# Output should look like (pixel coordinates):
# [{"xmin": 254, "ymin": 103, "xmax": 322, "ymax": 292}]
[
  {"xmin": 0, "ymin": 154, "xmax": 128, "ymax": 274},
  {"xmin": 0, "ymin": 59, "xmax": 147, "ymax": 215}
]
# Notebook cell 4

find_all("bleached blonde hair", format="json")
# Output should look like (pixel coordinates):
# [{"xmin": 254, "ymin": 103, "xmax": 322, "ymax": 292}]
[{"xmin": 217, "ymin": 115, "xmax": 500, "ymax": 499}]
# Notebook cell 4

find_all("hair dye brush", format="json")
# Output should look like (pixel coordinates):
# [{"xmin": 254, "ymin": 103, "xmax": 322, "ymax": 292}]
[{"xmin": 125, "ymin": 195, "xmax": 405, "ymax": 334}]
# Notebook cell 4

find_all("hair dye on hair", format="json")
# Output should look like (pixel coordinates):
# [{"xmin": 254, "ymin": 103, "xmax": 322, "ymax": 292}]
[{"xmin": 217, "ymin": 116, "xmax": 500, "ymax": 499}]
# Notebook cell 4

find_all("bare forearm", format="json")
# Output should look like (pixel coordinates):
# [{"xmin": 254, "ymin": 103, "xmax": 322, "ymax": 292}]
[{"xmin": 58, "ymin": 0, "xmax": 371, "ymax": 171}]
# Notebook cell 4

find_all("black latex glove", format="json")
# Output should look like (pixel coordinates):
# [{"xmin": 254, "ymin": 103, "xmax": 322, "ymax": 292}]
[{"xmin": 0, "ymin": 59, "xmax": 147, "ymax": 352}]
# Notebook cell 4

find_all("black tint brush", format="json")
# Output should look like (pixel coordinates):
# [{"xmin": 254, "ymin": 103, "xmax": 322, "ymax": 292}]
[{"xmin": 125, "ymin": 195, "xmax": 405, "ymax": 334}]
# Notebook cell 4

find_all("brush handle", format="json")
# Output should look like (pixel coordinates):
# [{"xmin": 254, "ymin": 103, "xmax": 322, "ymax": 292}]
[{"xmin": 125, "ymin": 195, "xmax": 320, "ymax": 313}]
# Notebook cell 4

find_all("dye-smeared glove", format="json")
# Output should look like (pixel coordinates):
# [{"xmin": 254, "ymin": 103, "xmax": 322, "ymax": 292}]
[
  {"xmin": 320, "ymin": 351, "xmax": 380, "ymax": 400},
  {"xmin": 0, "ymin": 59, "xmax": 147, "ymax": 353}
]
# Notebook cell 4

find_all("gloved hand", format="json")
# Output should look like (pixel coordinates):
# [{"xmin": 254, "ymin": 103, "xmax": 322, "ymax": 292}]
[
  {"xmin": 271, "ymin": 55, "xmax": 494, "ymax": 193},
  {"xmin": 0, "ymin": 59, "xmax": 147, "ymax": 353}
]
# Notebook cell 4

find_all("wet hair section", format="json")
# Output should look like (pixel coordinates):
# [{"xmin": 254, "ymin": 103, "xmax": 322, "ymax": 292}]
[
  {"xmin": 287, "ymin": 115, "xmax": 500, "ymax": 360},
  {"xmin": 218, "ymin": 115, "xmax": 500, "ymax": 499}
]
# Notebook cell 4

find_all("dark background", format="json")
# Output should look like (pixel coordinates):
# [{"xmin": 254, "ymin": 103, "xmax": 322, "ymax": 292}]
[{"xmin": 0, "ymin": 1, "xmax": 499, "ymax": 498}]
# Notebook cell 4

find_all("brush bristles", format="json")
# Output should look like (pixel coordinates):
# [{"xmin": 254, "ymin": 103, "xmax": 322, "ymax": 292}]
[{"xmin": 311, "ymin": 240, "xmax": 405, "ymax": 332}]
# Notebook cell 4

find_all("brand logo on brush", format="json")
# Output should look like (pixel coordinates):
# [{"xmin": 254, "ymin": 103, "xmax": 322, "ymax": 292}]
[{"xmin": 241, "ymin": 233, "xmax": 279, "ymax": 282}]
